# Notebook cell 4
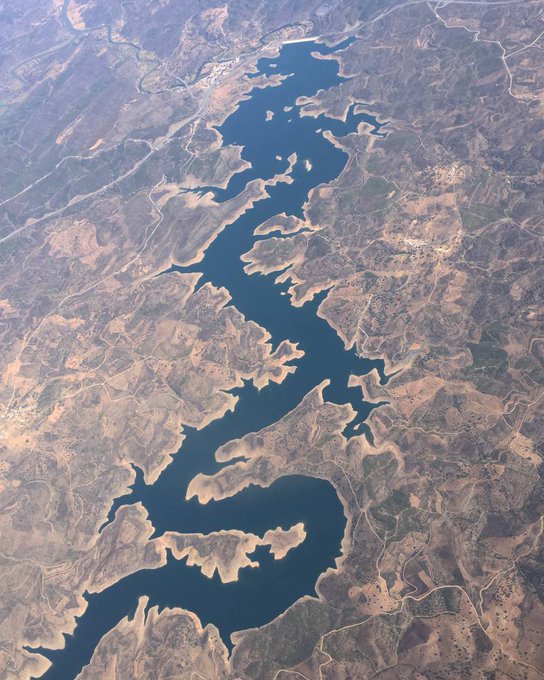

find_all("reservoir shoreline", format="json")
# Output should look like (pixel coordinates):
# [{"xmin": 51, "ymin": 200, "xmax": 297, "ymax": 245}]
[{"xmin": 33, "ymin": 39, "xmax": 386, "ymax": 680}]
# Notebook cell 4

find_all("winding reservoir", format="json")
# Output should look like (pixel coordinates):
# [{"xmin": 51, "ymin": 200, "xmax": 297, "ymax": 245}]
[{"xmin": 34, "ymin": 39, "xmax": 386, "ymax": 679}]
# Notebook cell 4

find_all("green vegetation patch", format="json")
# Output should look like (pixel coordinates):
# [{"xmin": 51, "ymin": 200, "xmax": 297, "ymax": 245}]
[
  {"xmin": 240, "ymin": 599, "xmax": 332, "ymax": 678},
  {"xmin": 362, "ymin": 452, "xmax": 391, "ymax": 476},
  {"xmin": 408, "ymin": 587, "xmax": 462, "ymax": 617},
  {"xmin": 459, "ymin": 203, "xmax": 504, "ymax": 232},
  {"xmin": 369, "ymin": 505, "xmax": 397, "ymax": 533},
  {"xmin": 381, "ymin": 489, "xmax": 410, "ymax": 515},
  {"xmin": 467, "ymin": 323, "xmax": 508, "ymax": 376},
  {"xmin": 467, "ymin": 342, "xmax": 507, "ymax": 372},
  {"xmin": 362, "ymin": 176, "xmax": 395, "ymax": 197}
]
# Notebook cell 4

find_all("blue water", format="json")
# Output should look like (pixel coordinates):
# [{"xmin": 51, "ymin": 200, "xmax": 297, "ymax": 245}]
[{"xmin": 32, "ymin": 40, "xmax": 386, "ymax": 679}]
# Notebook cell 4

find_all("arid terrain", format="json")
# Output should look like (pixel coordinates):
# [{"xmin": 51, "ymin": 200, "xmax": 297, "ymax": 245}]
[{"xmin": 0, "ymin": 0, "xmax": 543, "ymax": 679}]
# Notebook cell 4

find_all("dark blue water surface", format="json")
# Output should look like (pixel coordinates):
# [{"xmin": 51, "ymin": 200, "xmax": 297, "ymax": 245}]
[{"xmin": 33, "ymin": 40, "xmax": 386, "ymax": 679}]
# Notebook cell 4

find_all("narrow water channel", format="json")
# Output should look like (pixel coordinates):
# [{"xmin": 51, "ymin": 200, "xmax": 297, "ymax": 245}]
[{"xmin": 33, "ymin": 39, "xmax": 386, "ymax": 679}]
